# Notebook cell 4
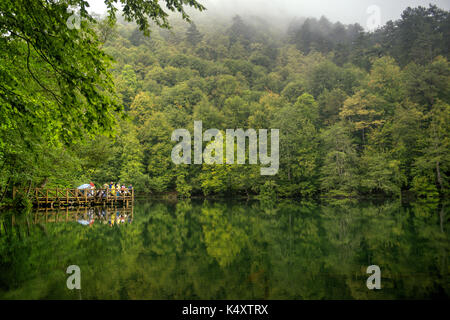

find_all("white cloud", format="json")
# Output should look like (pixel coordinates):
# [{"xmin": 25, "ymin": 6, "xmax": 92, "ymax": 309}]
[
  {"xmin": 201, "ymin": 0, "xmax": 450, "ymax": 26},
  {"xmin": 86, "ymin": 0, "xmax": 450, "ymax": 28},
  {"xmin": 86, "ymin": 0, "xmax": 108, "ymax": 14}
]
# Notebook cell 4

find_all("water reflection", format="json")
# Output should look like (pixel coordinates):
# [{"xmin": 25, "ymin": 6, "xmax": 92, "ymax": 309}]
[
  {"xmin": 0, "ymin": 200, "xmax": 448, "ymax": 299},
  {"xmin": 21, "ymin": 206, "xmax": 134, "ymax": 226}
]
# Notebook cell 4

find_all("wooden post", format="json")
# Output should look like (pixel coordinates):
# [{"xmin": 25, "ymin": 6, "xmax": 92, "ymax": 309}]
[
  {"xmin": 12, "ymin": 186, "xmax": 16, "ymax": 200},
  {"xmin": 46, "ymin": 189, "xmax": 48, "ymax": 207},
  {"xmin": 66, "ymin": 189, "xmax": 69, "ymax": 206}
]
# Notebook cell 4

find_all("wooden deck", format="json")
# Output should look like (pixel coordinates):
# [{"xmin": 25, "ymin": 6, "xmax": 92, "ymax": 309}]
[{"xmin": 13, "ymin": 187, "xmax": 134, "ymax": 208}]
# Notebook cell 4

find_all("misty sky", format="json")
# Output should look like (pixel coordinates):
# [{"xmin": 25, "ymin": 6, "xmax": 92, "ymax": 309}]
[{"xmin": 86, "ymin": 0, "xmax": 450, "ymax": 28}]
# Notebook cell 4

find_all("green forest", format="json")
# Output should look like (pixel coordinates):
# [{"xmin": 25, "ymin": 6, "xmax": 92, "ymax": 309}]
[{"xmin": 1, "ymin": 1, "xmax": 449, "ymax": 203}]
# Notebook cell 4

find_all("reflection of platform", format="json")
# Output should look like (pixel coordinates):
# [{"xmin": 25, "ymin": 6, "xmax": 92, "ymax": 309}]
[
  {"xmin": 13, "ymin": 188, "xmax": 134, "ymax": 208},
  {"xmin": 31, "ymin": 206, "xmax": 134, "ymax": 225}
]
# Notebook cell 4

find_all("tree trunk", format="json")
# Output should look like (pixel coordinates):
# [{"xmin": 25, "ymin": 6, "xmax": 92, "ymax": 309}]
[
  {"xmin": 26, "ymin": 179, "xmax": 33, "ymax": 196},
  {"xmin": 0, "ymin": 177, "xmax": 11, "ymax": 203},
  {"xmin": 39, "ymin": 177, "xmax": 48, "ymax": 189},
  {"xmin": 436, "ymin": 160, "xmax": 443, "ymax": 191}
]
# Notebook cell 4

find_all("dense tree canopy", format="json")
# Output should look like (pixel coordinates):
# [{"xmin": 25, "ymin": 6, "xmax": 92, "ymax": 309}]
[
  {"xmin": 0, "ymin": 0, "xmax": 204, "ymax": 200},
  {"xmin": 0, "ymin": 2, "xmax": 449, "ymax": 202}
]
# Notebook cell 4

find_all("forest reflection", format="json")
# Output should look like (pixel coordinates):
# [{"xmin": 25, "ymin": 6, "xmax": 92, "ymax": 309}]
[{"xmin": 0, "ymin": 199, "xmax": 448, "ymax": 299}]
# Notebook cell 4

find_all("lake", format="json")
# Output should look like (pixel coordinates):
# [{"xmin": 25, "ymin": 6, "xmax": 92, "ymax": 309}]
[{"xmin": 0, "ymin": 199, "xmax": 448, "ymax": 299}]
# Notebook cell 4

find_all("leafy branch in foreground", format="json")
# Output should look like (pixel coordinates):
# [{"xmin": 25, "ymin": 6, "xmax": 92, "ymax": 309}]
[{"xmin": 0, "ymin": 0, "xmax": 205, "ymax": 195}]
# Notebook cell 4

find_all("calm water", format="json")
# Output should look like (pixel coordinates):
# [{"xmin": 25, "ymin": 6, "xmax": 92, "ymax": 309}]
[{"xmin": 0, "ymin": 199, "xmax": 448, "ymax": 299}]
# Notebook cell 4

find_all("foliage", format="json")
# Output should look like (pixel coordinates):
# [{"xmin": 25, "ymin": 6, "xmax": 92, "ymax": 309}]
[{"xmin": 1, "ymin": 3, "xmax": 449, "ymax": 200}]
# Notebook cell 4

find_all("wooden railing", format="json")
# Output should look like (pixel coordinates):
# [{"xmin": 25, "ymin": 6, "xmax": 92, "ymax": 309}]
[{"xmin": 12, "ymin": 187, "xmax": 134, "ymax": 208}]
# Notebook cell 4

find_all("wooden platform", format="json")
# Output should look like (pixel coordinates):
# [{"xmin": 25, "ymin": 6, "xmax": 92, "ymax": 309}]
[{"xmin": 13, "ymin": 187, "xmax": 134, "ymax": 208}]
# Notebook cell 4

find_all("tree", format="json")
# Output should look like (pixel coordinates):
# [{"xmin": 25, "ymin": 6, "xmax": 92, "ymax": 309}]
[
  {"xmin": 186, "ymin": 22, "xmax": 203, "ymax": 47},
  {"xmin": 281, "ymin": 80, "xmax": 306, "ymax": 103},
  {"xmin": 413, "ymin": 101, "xmax": 450, "ymax": 195},
  {"xmin": 359, "ymin": 147, "xmax": 405, "ymax": 197},
  {"xmin": 273, "ymin": 99, "xmax": 320, "ymax": 198},
  {"xmin": 366, "ymin": 57, "xmax": 403, "ymax": 117},
  {"xmin": 320, "ymin": 122, "xmax": 359, "ymax": 197},
  {"xmin": 392, "ymin": 5, "xmax": 449, "ymax": 65},
  {"xmin": 228, "ymin": 15, "xmax": 251, "ymax": 48},
  {"xmin": 119, "ymin": 121, "xmax": 147, "ymax": 190},
  {"xmin": 116, "ymin": 65, "xmax": 139, "ymax": 110},
  {"xmin": 293, "ymin": 93, "xmax": 319, "ymax": 126},
  {"xmin": 318, "ymin": 89, "xmax": 348, "ymax": 126},
  {"xmin": 339, "ymin": 90, "xmax": 385, "ymax": 145},
  {"xmin": 0, "ymin": 0, "xmax": 205, "ymax": 194},
  {"xmin": 402, "ymin": 56, "xmax": 450, "ymax": 108}
]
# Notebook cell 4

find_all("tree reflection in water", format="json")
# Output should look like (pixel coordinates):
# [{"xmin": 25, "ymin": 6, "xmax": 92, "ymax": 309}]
[{"xmin": 0, "ymin": 200, "xmax": 448, "ymax": 299}]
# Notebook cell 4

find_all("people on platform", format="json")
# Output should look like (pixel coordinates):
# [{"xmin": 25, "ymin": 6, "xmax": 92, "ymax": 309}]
[
  {"xmin": 81, "ymin": 181, "xmax": 133, "ymax": 197},
  {"xmin": 89, "ymin": 182, "xmax": 95, "ymax": 196}
]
